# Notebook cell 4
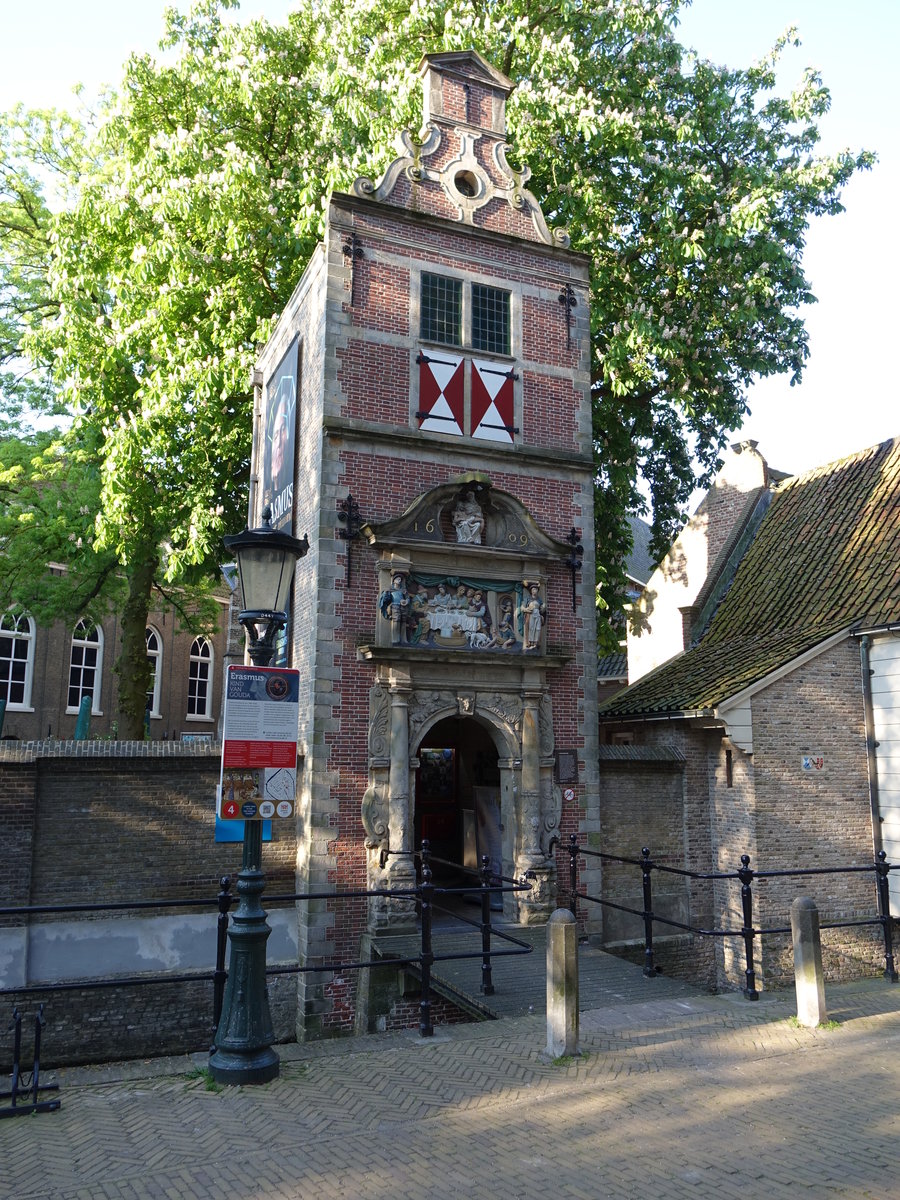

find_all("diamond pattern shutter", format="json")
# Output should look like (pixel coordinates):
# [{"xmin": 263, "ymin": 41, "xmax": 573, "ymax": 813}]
[
  {"xmin": 471, "ymin": 358, "xmax": 515, "ymax": 443},
  {"xmin": 417, "ymin": 351, "xmax": 464, "ymax": 436}
]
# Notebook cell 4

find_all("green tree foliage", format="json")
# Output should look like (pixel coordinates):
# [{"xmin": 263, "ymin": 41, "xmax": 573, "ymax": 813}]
[{"xmin": 0, "ymin": 0, "xmax": 873, "ymax": 725}]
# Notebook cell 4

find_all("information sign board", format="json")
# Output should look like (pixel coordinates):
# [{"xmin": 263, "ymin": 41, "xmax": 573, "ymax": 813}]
[{"xmin": 218, "ymin": 665, "xmax": 300, "ymax": 820}]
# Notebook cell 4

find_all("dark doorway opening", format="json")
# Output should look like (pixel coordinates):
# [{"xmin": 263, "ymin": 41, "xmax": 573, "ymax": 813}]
[{"xmin": 414, "ymin": 717, "xmax": 501, "ymax": 908}]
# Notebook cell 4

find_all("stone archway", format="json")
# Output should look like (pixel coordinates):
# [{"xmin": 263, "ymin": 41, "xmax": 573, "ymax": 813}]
[{"xmin": 362, "ymin": 675, "xmax": 561, "ymax": 932}]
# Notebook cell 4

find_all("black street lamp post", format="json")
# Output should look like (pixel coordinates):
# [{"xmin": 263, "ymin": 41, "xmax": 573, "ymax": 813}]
[{"xmin": 209, "ymin": 508, "xmax": 308, "ymax": 1086}]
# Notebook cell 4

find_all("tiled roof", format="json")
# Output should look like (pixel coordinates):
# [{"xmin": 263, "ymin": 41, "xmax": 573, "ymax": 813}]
[
  {"xmin": 597, "ymin": 652, "xmax": 627, "ymax": 680},
  {"xmin": 603, "ymin": 437, "xmax": 900, "ymax": 717}
]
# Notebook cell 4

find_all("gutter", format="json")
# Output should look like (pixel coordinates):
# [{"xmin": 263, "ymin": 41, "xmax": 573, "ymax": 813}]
[
  {"xmin": 599, "ymin": 708, "xmax": 719, "ymax": 725},
  {"xmin": 858, "ymin": 635, "xmax": 883, "ymax": 858}
]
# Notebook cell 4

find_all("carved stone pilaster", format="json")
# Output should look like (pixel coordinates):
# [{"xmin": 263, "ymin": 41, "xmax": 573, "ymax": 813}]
[{"xmin": 519, "ymin": 692, "xmax": 543, "ymax": 866}]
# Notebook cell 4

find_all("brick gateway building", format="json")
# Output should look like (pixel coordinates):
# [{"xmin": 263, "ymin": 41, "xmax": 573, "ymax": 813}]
[{"xmin": 250, "ymin": 51, "xmax": 599, "ymax": 1037}]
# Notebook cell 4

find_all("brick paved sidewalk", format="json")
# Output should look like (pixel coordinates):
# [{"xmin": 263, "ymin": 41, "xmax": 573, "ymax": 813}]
[{"xmin": 3, "ymin": 976, "xmax": 899, "ymax": 1199}]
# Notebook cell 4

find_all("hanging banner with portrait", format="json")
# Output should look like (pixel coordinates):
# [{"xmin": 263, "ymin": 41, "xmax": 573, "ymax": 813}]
[{"xmin": 262, "ymin": 337, "xmax": 299, "ymax": 532}]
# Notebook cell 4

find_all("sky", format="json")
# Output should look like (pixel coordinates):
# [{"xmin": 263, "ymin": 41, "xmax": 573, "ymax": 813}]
[{"xmin": 2, "ymin": 0, "xmax": 897, "ymax": 482}]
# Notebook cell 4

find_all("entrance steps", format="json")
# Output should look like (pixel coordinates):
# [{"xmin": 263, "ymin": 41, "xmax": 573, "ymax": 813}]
[{"xmin": 372, "ymin": 923, "xmax": 702, "ymax": 1022}]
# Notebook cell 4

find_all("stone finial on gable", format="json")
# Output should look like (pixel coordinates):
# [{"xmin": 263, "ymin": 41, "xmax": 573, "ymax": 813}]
[{"xmin": 351, "ymin": 50, "xmax": 569, "ymax": 248}]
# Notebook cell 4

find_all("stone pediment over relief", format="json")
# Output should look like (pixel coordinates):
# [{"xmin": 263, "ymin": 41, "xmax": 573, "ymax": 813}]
[{"xmin": 363, "ymin": 476, "xmax": 567, "ymax": 558}]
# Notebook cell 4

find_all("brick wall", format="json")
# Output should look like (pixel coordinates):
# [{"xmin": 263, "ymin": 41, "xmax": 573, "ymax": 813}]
[
  {"xmin": 0, "ymin": 742, "xmax": 299, "ymax": 1066},
  {"xmin": 746, "ymin": 639, "xmax": 880, "ymax": 984},
  {"xmin": 600, "ymin": 637, "xmax": 885, "ymax": 993}
]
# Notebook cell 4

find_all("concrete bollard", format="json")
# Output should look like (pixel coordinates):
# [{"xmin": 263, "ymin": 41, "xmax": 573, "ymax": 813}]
[
  {"xmin": 791, "ymin": 896, "xmax": 827, "ymax": 1027},
  {"xmin": 546, "ymin": 907, "xmax": 579, "ymax": 1057}
]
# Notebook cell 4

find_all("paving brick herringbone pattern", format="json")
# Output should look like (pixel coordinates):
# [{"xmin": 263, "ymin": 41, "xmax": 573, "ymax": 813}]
[{"xmin": 3, "ymin": 969, "xmax": 900, "ymax": 1198}]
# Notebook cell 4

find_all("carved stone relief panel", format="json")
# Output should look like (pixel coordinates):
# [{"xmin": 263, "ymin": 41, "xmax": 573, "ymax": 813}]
[
  {"xmin": 407, "ymin": 688, "xmax": 457, "ymax": 747},
  {"xmin": 368, "ymin": 684, "xmax": 390, "ymax": 760},
  {"xmin": 377, "ymin": 573, "xmax": 546, "ymax": 654}
]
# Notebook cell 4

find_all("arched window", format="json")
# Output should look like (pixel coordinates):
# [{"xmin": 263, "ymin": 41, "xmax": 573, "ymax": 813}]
[
  {"xmin": 145, "ymin": 627, "xmax": 163, "ymax": 719},
  {"xmin": 0, "ymin": 611, "xmax": 36, "ymax": 710},
  {"xmin": 187, "ymin": 636, "xmax": 212, "ymax": 718},
  {"xmin": 68, "ymin": 618, "xmax": 103, "ymax": 714}
]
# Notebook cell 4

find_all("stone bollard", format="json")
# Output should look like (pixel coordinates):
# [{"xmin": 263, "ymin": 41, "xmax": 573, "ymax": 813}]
[
  {"xmin": 546, "ymin": 908, "xmax": 579, "ymax": 1057},
  {"xmin": 791, "ymin": 896, "xmax": 827, "ymax": 1027}
]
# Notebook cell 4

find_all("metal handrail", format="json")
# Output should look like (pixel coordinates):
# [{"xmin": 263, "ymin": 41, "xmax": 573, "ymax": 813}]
[{"xmin": 554, "ymin": 834, "xmax": 898, "ymax": 997}]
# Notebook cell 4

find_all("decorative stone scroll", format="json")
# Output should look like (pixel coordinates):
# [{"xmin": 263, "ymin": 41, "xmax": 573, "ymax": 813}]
[{"xmin": 351, "ymin": 123, "xmax": 570, "ymax": 249}]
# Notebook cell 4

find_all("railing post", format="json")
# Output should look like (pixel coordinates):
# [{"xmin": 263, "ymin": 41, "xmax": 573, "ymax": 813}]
[
  {"xmin": 419, "ymin": 840, "xmax": 434, "ymax": 1037},
  {"xmin": 480, "ymin": 854, "xmax": 495, "ymax": 995},
  {"xmin": 738, "ymin": 854, "xmax": 759, "ymax": 1000},
  {"xmin": 875, "ymin": 851, "xmax": 898, "ymax": 982},
  {"xmin": 212, "ymin": 875, "xmax": 233, "ymax": 1038},
  {"xmin": 567, "ymin": 833, "xmax": 578, "ymax": 917},
  {"xmin": 641, "ymin": 847, "xmax": 656, "ymax": 977},
  {"xmin": 30, "ymin": 1006, "xmax": 46, "ymax": 1108},
  {"xmin": 8, "ymin": 1009, "xmax": 22, "ymax": 1109}
]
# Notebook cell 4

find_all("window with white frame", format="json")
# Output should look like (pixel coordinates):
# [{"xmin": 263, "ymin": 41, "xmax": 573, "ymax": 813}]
[
  {"xmin": 68, "ymin": 618, "xmax": 103, "ymax": 713},
  {"xmin": 187, "ymin": 636, "xmax": 212, "ymax": 718},
  {"xmin": 145, "ymin": 627, "xmax": 162, "ymax": 718},
  {"xmin": 0, "ymin": 611, "xmax": 35, "ymax": 709}
]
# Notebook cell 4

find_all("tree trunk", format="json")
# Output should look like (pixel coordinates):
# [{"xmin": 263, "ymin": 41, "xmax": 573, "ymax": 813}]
[{"xmin": 116, "ymin": 553, "xmax": 157, "ymax": 740}]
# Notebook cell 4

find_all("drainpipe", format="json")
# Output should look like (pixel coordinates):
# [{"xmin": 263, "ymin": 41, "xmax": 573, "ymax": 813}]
[{"xmin": 859, "ymin": 635, "xmax": 883, "ymax": 857}]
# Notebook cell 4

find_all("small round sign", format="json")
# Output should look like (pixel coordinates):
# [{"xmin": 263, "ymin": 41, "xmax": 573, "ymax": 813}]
[
  {"xmin": 563, "ymin": 788, "xmax": 576, "ymax": 803},
  {"xmin": 265, "ymin": 674, "xmax": 290, "ymax": 700},
  {"xmin": 276, "ymin": 800, "xmax": 293, "ymax": 818},
  {"xmin": 241, "ymin": 802, "xmax": 258, "ymax": 818},
  {"xmin": 223, "ymin": 800, "xmax": 239, "ymax": 819},
  {"xmin": 259, "ymin": 801, "xmax": 275, "ymax": 818}
]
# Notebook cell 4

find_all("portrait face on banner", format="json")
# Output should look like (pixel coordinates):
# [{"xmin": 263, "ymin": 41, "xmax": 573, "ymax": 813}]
[{"xmin": 263, "ymin": 338, "xmax": 299, "ymax": 532}]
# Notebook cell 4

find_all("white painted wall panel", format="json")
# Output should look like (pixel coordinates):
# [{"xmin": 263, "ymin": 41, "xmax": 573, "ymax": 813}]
[{"xmin": 871, "ymin": 637, "xmax": 900, "ymax": 913}]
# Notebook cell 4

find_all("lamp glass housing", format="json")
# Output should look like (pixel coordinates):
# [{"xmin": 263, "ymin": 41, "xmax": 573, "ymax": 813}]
[{"xmin": 235, "ymin": 544, "xmax": 295, "ymax": 617}]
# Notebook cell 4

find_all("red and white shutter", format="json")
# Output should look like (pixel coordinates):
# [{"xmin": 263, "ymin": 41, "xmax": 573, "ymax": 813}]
[
  {"xmin": 471, "ymin": 358, "xmax": 515, "ymax": 443},
  {"xmin": 417, "ymin": 351, "xmax": 464, "ymax": 436}
]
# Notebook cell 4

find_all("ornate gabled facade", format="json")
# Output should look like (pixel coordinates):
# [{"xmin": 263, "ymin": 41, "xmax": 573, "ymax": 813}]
[{"xmin": 250, "ymin": 50, "xmax": 598, "ymax": 1037}]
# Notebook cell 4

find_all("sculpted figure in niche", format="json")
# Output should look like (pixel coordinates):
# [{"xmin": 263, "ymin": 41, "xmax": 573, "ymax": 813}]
[
  {"xmin": 452, "ymin": 491, "xmax": 485, "ymax": 544},
  {"xmin": 379, "ymin": 571, "xmax": 411, "ymax": 645},
  {"xmin": 493, "ymin": 595, "xmax": 518, "ymax": 649},
  {"xmin": 521, "ymin": 582, "xmax": 546, "ymax": 651}
]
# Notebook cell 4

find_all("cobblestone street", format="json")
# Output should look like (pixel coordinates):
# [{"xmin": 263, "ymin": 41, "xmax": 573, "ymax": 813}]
[{"xmin": 3, "ymin": 970, "xmax": 899, "ymax": 1199}]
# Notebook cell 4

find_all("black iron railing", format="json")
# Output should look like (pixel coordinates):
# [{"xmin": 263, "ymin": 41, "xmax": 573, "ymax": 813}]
[
  {"xmin": 1, "ymin": 838, "xmax": 532, "ymax": 1096},
  {"xmin": 1, "ymin": 1006, "xmax": 60, "ymax": 1118},
  {"xmin": 554, "ymin": 834, "xmax": 898, "ymax": 999}
]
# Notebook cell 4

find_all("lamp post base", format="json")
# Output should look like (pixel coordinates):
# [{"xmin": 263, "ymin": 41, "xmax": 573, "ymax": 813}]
[
  {"xmin": 209, "ymin": 821, "xmax": 280, "ymax": 1086},
  {"xmin": 208, "ymin": 1044, "xmax": 279, "ymax": 1086}
]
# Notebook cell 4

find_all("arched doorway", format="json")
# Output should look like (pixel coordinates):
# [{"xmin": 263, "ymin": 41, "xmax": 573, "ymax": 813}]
[{"xmin": 414, "ymin": 716, "xmax": 502, "ymax": 907}]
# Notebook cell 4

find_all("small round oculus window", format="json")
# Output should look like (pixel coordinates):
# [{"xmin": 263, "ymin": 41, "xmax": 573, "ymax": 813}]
[{"xmin": 453, "ymin": 171, "xmax": 479, "ymax": 198}]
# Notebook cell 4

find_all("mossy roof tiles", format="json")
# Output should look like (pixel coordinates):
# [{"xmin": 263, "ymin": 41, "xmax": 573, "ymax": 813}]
[{"xmin": 603, "ymin": 437, "xmax": 900, "ymax": 718}]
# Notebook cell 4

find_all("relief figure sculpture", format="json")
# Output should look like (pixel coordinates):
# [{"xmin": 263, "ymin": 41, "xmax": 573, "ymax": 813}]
[
  {"xmin": 521, "ymin": 582, "xmax": 545, "ymax": 651},
  {"xmin": 379, "ymin": 571, "xmax": 411, "ymax": 644},
  {"xmin": 452, "ymin": 491, "xmax": 485, "ymax": 544}
]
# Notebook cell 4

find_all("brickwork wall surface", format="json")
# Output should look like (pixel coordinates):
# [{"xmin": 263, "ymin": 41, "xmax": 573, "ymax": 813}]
[
  {"xmin": 1, "ymin": 975, "xmax": 296, "ymax": 1069},
  {"xmin": 748, "ymin": 640, "xmax": 881, "ymax": 984}
]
